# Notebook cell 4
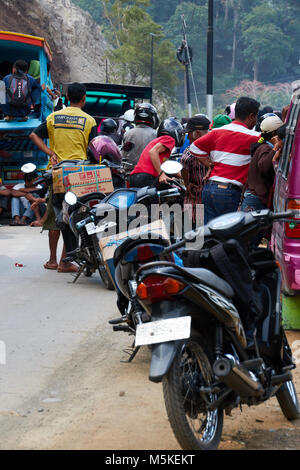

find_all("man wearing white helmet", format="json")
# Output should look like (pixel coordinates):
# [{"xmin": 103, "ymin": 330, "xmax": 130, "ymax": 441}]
[{"xmin": 240, "ymin": 113, "xmax": 285, "ymax": 246}]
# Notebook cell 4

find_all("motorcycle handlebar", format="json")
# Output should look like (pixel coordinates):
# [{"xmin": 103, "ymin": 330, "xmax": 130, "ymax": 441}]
[
  {"xmin": 270, "ymin": 210, "xmax": 296, "ymax": 220},
  {"xmin": 157, "ymin": 188, "xmax": 180, "ymax": 197},
  {"xmin": 76, "ymin": 215, "xmax": 94, "ymax": 229}
]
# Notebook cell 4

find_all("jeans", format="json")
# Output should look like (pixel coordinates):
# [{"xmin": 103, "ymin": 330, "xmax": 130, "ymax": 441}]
[
  {"xmin": 202, "ymin": 182, "xmax": 242, "ymax": 224},
  {"xmin": 240, "ymin": 191, "xmax": 267, "ymax": 248},
  {"xmin": 240, "ymin": 190, "xmax": 267, "ymax": 212},
  {"xmin": 11, "ymin": 197, "xmax": 35, "ymax": 221}
]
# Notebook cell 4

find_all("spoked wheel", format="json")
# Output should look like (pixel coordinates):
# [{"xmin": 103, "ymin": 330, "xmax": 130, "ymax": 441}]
[
  {"xmin": 163, "ymin": 335, "xmax": 223, "ymax": 450},
  {"xmin": 276, "ymin": 380, "xmax": 300, "ymax": 420}
]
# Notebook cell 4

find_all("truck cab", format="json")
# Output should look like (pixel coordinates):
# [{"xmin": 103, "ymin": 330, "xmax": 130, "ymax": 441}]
[
  {"xmin": 0, "ymin": 31, "xmax": 53, "ymax": 187},
  {"xmin": 60, "ymin": 82, "xmax": 152, "ymax": 129}
]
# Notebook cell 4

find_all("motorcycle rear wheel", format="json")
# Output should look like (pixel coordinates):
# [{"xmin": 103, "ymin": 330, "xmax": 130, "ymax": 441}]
[
  {"xmin": 276, "ymin": 380, "xmax": 300, "ymax": 420},
  {"xmin": 162, "ymin": 334, "xmax": 223, "ymax": 450}
]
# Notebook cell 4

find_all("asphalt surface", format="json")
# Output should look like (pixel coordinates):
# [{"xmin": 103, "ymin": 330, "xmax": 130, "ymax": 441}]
[{"xmin": 0, "ymin": 225, "xmax": 117, "ymax": 413}]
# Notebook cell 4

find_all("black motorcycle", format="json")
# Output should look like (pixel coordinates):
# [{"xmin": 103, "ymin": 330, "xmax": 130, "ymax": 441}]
[{"xmin": 119, "ymin": 209, "xmax": 299, "ymax": 450}]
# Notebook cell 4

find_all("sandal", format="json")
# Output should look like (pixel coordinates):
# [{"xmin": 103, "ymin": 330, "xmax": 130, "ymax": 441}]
[
  {"xmin": 57, "ymin": 264, "xmax": 79, "ymax": 273},
  {"xmin": 9, "ymin": 220, "xmax": 22, "ymax": 226},
  {"xmin": 44, "ymin": 261, "xmax": 58, "ymax": 270}
]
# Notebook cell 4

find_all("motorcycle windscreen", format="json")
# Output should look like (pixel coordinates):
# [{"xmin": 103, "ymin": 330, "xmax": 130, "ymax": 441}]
[{"xmin": 105, "ymin": 190, "xmax": 137, "ymax": 209}]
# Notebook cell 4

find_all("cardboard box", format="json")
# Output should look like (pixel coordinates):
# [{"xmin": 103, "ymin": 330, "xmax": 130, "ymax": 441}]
[
  {"xmin": 52, "ymin": 164, "xmax": 104, "ymax": 193},
  {"xmin": 98, "ymin": 219, "xmax": 169, "ymax": 288},
  {"xmin": 64, "ymin": 166, "xmax": 114, "ymax": 197}
]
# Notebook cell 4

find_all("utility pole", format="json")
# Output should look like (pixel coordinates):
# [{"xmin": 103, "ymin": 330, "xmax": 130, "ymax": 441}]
[
  {"xmin": 206, "ymin": 0, "xmax": 214, "ymax": 121},
  {"xmin": 149, "ymin": 33, "xmax": 156, "ymax": 103},
  {"xmin": 177, "ymin": 16, "xmax": 193, "ymax": 117},
  {"xmin": 182, "ymin": 16, "xmax": 192, "ymax": 117}
]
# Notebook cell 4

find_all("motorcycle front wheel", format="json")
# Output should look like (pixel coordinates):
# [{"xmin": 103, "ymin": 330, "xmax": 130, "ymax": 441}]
[
  {"xmin": 276, "ymin": 380, "xmax": 300, "ymax": 420},
  {"xmin": 96, "ymin": 247, "xmax": 115, "ymax": 291},
  {"xmin": 162, "ymin": 334, "xmax": 223, "ymax": 450}
]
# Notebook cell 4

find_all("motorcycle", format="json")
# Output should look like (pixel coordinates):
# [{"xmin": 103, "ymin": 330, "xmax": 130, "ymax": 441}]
[
  {"xmin": 121, "ymin": 208, "xmax": 299, "ymax": 450},
  {"xmin": 64, "ymin": 161, "xmax": 185, "ymax": 290}
]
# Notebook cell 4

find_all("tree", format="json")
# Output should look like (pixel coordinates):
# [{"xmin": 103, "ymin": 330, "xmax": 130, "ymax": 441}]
[
  {"xmin": 101, "ymin": 0, "xmax": 180, "ymax": 98},
  {"xmin": 242, "ymin": 4, "xmax": 292, "ymax": 81}
]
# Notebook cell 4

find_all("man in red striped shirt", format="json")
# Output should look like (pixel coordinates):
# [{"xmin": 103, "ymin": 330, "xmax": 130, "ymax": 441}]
[{"xmin": 189, "ymin": 96, "xmax": 260, "ymax": 223}]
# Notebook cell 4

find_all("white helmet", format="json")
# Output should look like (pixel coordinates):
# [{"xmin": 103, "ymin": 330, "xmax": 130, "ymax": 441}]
[
  {"xmin": 123, "ymin": 109, "xmax": 135, "ymax": 122},
  {"xmin": 260, "ymin": 114, "xmax": 284, "ymax": 134}
]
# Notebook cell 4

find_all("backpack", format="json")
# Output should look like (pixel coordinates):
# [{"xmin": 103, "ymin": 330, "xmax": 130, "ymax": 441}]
[
  {"xmin": 7, "ymin": 72, "xmax": 31, "ymax": 108},
  {"xmin": 181, "ymin": 239, "xmax": 263, "ymax": 329}
]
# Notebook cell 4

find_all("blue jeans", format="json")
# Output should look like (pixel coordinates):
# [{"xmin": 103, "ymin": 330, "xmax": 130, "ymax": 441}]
[
  {"xmin": 240, "ymin": 191, "xmax": 267, "ymax": 248},
  {"xmin": 11, "ymin": 197, "xmax": 35, "ymax": 221},
  {"xmin": 202, "ymin": 182, "xmax": 242, "ymax": 224},
  {"xmin": 240, "ymin": 190, "xmax": 266, "ymax": 212}
]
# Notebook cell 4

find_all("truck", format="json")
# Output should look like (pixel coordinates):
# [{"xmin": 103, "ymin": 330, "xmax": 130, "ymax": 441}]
[{"xmin": 0, "ymin": 31, "xmax": 54, "ymax": 187}]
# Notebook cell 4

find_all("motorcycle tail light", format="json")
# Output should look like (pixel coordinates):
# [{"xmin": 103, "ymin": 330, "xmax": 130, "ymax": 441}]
[
  {"xmin": 285, "ymin": 200, "xmax": 300, "ymax": 238},
  {"xmin": 136, "ymin": 275, "xmax": 185, "ymax": 303},
  {"xmin": 137, "ymin": 245, "xmax": 156, "ymax": 262}
]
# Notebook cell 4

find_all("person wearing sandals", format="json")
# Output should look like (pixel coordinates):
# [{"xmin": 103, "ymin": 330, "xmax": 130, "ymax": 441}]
[{"xmin": 30, "ymin": 82, "xmax": 97, "ymax": 272}]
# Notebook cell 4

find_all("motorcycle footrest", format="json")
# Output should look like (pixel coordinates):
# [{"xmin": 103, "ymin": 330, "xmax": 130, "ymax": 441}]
[
  {"xmin": 271, "ymin": 371, "xmax": 292, "ymax": 385},
  {"xmin": 109, "ymin": 317, "xmax": 126, "ymax": 325},
  {"xmin": 113, "ymin": 325, "xmax": 131, "ymax": 332},
  {"xmin": 63, "ymin": 249, "xmax": 81, "ymax": 262}
]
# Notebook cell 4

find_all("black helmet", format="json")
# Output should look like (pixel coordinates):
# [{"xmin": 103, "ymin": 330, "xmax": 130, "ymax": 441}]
[
  {"xmin": 100, "ymin": 118, "xmax": 118, "ymax": 133},
  {"xmin": 157, "ymin": 117, "xmax": 184, "ymax": 147},
  {"xmin": 134, "ymin": 102, "xmax": 159, "ymax": 128}
]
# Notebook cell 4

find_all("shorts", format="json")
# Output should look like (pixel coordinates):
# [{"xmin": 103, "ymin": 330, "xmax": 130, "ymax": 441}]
[{"xmin": 42, "ymin": 186, "xmax": 60, "ymax": 231}]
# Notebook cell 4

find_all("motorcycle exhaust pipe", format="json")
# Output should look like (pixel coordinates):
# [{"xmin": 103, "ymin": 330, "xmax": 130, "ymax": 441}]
[{"xmin": 213, "ymin": 355, "xmax": 264, "ymax": 398}]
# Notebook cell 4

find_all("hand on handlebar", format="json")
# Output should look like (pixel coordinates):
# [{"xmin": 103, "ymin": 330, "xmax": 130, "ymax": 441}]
[{"xmin": 159, "ymin": 172, "xmax": 172, "ymax": 185}]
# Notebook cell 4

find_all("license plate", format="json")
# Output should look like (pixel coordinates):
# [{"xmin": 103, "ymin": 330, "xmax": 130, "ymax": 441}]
[
  {"xmin": 85, "ymin": 222, "xmax": 97, "ymax": 234},
  {"xmin": 135, "ymin": 316, "xmax": 191, "ymax": 347},
  {"xmin": 86, "ymin": 221, "xmax": 117, "ymax": 235}
]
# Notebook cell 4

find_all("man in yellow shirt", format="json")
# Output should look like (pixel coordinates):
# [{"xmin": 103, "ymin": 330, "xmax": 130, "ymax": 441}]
[{"xmin": 30, "ymin": 83, "xmax": 97, "ymax": 272}]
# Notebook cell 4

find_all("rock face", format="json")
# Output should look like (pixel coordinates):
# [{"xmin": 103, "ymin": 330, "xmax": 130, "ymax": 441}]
[{"xmin": 0, "ymin": 0, "xmax": 107, "ymax": 84}]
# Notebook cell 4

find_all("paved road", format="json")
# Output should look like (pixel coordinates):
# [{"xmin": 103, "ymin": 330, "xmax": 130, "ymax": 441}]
[
  {"xmin": 0, "ymin": 225, "xmax": 117, "ymax": 413},
  {"xmin": 1, "ymin": 225, "xmax": 300, "ymax": 451}
]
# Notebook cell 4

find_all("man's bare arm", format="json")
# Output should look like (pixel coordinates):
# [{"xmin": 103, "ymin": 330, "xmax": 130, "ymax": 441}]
[{"xmin": 29, "ymin": 132, "xmax": 58, "ymax": 166}]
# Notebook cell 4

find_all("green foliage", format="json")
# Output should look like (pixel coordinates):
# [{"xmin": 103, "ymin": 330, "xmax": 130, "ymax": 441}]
[
  {"xmin": 74, "ymin": 0, "xmax": 300, "ymax": 114},
  {"xmin": 100, "ymin": 0, "xmax": 180, "ymax": 99}
]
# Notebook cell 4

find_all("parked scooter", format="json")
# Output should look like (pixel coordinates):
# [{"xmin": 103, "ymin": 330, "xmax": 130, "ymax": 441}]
[{"xmin": 115, "ymin": 208, "xmax": 299, "ymax": 450}]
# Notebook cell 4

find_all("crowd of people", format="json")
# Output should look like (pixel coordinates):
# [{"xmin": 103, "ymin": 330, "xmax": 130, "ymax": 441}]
[
  {"xmin": 0, "ymin": 64, "xmax": 289, "ymax": 271},
  {"xmin": 118, "ymin": 97, "xmax": 287, "ymax": 244}
]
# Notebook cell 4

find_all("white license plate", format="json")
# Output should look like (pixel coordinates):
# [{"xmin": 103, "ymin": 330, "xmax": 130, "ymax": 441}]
[
  {"xmin": 135, "ymin": 316, "xmax": 191, "ymax": 347},
  {"xmin": 85, "ymin": 222, "xmax": 97, "ymax": 234},
  {"xmin": 86, "ymin": 221, "xmax": 117, "ymax": 235}
]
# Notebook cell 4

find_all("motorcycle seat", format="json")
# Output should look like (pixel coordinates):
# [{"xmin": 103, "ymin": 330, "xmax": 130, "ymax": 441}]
[
  {"xmin": 150, "ymin": 265, "xmax": 234, "ymax": 299},
  {"xmin": 183, "ymin": 267, "xmax": 234, "ymax": 298}
]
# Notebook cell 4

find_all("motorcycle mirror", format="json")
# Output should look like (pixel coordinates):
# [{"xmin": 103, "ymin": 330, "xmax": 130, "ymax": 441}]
[
  {"xmin": 160, "ymin": 160, "xmax": 182, "ymax": 176},
  {"xmin": 64, "ymin": 191, "xmax": 78, "ymax": 206},
  {"xmin": 21, "ymin": 163, "xmax": 37, "ymax": 174}
]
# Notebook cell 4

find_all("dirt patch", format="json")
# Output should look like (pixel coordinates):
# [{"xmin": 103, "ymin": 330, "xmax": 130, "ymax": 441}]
[{"xmin": 0, "ymin": 328, "xmax": 299, "ymax": 450}]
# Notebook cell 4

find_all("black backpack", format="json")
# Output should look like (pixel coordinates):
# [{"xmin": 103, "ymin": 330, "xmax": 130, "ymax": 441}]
[{"xmin": 7, "ymin": 72, "xmax": 31, "ymax": 107}]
